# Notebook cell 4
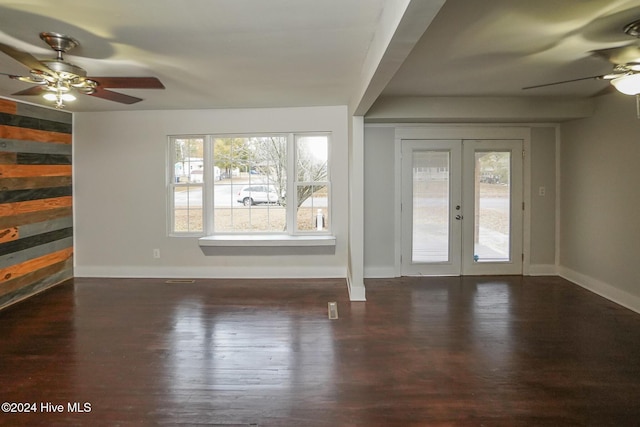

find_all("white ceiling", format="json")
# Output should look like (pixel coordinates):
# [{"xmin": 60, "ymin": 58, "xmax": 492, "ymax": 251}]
[
  {"xmin": 382, "ymin": 0, "xmax": 640, "ymax": 98},
  {"xmin": 1, "ymin": 0, "xmax": 640, "ymax": 113},
  {"xmin": 0, "ymin": 0, "xmax": 387, "ymax": 112}
]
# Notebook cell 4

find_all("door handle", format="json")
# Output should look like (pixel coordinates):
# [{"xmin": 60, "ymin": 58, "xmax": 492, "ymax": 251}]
[{"xmin": 455, "ymin": 214, "xmax": 463, "ymax": 220}]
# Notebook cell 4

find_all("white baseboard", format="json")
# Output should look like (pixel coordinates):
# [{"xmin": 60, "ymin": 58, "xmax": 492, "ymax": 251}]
[
  {"xmin": 527, "ymin": 264, "xmax": 557, "ymax": 276},
  {"xmin": 346, "ymin": 267, "xmax": 366, "ymax": 301},
  {"xmin": 347, "ymin": 278, "xmax": 366, "ymax": 301},
  {"xmin": 559, "ymin": 266, "xmax": 640, "ymax": 314},
  {"xmin": 74, "ymin": 265, "xmax": 346, "ymax": 280},
  {"xmin": 364, "ymin": 265, "xmax": 397, "ymax": 278}
]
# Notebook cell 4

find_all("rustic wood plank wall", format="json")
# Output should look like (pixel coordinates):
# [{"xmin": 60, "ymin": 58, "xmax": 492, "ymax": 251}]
[{"xmin": 0, "ymin": 98, "xmax": 73, "ymax": 309}]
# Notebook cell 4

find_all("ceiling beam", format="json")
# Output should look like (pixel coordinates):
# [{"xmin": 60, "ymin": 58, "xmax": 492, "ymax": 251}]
[
  {"xmin": 349, "ymin": 0, "xmax": 446, "ymax": 116},
  {"xmin": 364, "ymin": 96, "xmax": 597, "ymax": 123}
]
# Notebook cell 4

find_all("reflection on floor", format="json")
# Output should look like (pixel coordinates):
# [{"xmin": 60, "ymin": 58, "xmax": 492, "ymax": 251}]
[{"xmin": 1, "ymin": 276, "xmax": 639, "ymax": 426}]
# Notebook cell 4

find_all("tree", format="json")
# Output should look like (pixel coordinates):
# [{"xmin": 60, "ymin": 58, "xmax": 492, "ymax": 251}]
[
  {"xmin": 295, "ymin": 143, "xmax": 328, "ymax": 208},
  {"xmin": 174, "ymin": 138, "xmax": 204, "ymax": 162},
  {"xmin": 213, "ymin": 137, "xmax": 250, "ymax": 177},
  {"xmin": 213, "ymin": 135, "xmax": 328, "ymax": 208},
  {"xmin": 251, "ymin": 136, "xmax": 328, "ymax": 208},
  {"xmin": 250, "ymin": 136, "xmax": 288, "ymax": 205},
  {"xmin": 174, "ymin": 138, "xmax": 204, "ymax": 180}
]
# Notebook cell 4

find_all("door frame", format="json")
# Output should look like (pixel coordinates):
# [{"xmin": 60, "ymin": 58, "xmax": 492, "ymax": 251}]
[{"xmin": 394, "ymin": 126, "xmax": 532, "ymax": 276}]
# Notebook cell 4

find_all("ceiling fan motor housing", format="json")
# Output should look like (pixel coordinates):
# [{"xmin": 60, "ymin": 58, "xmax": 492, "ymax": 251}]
[
  {"xmin": 39, "ymin": 32, "xmax": 80, "ymax": 53},
  {"xmin": 40, "ymin": 59, "xmax": 87, "ymax": 79}
]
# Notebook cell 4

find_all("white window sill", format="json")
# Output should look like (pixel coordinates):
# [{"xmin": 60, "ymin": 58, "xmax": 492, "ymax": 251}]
[{"xmin": 198, "ymin": 234, "xmax": 336, "ymax": 248}]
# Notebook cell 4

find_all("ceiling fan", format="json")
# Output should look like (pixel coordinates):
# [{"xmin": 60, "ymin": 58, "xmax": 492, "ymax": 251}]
[
  {"xmin": 0, "ymin": 32, "xmax": 164, "ymax": 109},
  {"xmin": 523, "ymin": 19, "xmax": 640, "ymax": 96}
]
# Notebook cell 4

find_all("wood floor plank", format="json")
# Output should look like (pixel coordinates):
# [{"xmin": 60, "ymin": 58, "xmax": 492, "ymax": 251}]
[{"xmin": 0, "ymin": 276, "xmax": 639, "ymax": 426}]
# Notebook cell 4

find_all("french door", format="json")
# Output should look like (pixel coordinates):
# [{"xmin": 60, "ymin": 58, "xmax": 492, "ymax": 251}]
[{"xmin": 401, "ymin": 139, "xmax": 523, "ymax": 276}]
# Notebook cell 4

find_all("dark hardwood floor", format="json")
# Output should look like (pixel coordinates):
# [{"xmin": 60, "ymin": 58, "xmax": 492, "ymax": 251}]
[{"xmin": 1, "ymin": 275, "xmax": 639, "ymax": 426}]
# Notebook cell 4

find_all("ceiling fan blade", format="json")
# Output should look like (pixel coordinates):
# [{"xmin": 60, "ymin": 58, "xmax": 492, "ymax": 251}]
[
  {"xmin": 522, "ymin": 75, "xmax": 606, "ymax": 90},
  {"xmin": 0, "ymin": 42, "xmax": 56, "ymax": 76},
  {"xmin": 88, "ymin": 87, "xmax": 143, "ymax": 104},
  {"xmin": 11, "ymin": 86, "xmax": 46, "ymax": 96},
  {"xmin": 593, "ymin": 45, "xmax": 640, "ymax": 65},
  {"xmin": 89, "ymin": 76, "xmax": 165, "ymax": 89}
]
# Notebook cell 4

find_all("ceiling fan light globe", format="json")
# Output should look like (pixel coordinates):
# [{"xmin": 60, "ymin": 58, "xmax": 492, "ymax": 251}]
[{"xmin": 611, "ymin": 73, "xmax": 640, "ymax": 95}]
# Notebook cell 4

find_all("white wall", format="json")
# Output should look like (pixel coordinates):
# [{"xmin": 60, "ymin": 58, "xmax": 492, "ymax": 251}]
[
  {"xmin": 363, "ymin": 126, "xmax": 396, "ymax": 277},
  {"xmin": 529, "ymin": 126, "xmax": 557, "ymax": 273},
  {"xmin": 560, "ymin": 94, "xmax": 640, "ymax": 312},
  {"xmin": 73, "ymin": 106, "xmax": 349, "ymax": 278}
]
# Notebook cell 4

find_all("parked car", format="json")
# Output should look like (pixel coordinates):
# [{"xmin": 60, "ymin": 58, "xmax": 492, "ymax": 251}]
[{"xmin": 237, "ymin": 185, "xmax": 281, "ymax": 206}]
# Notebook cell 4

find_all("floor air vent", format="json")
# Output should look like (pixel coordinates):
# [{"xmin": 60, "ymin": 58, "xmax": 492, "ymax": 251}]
[
  {"xmin": 165, "ymin": 279, "xmax": 196, "ymax": 284},
  {"xmin": 328, "ymin": 301, "xmax": 339, "ymax": 319}
]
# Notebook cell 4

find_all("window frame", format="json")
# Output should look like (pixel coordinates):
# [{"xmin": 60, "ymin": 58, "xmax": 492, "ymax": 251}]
[{"xmin": 168, "ymin": 132, "xmax": 332, "ymax": 237}]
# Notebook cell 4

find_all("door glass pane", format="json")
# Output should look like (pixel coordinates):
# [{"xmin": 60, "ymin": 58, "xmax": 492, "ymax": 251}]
[
  {"xmin": 474, "ymin": 151, "xmax": 510, "ymax": 262},
  {"xmin": 412, "ymin": 151, "xmax": 450, "ymax": 263}
]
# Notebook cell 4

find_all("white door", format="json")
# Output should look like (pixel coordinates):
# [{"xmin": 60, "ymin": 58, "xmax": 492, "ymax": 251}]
[{"xmin": 401, "ymin": 139, "xmax": 523, "ymax": 276}]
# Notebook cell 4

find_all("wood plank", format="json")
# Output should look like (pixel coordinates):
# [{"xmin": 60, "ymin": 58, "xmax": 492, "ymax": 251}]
[
  {"xmin": 0, "ymin": 227, "xmax": 73, "ymax": 257},
  {"xmin": 0, "ymin": 125, "xmax": 72, "ymax": 144},
  {"xmin": 0, "ymin": 112, "xmax": 72, "ymax": 134},
  {"xmin": 0, "ymin": 227, "xmax": 18, "ymax": 243},
  {"xmin": 0, "ymin": 258, "xmax": 72, "ymax": 298},
  {"xmin": 17, "ymin": 152, "xmax": 72, "ymax": 165},
  {"xmin": 0, "ymin": 152, "xmax": 17, "ymax": 164},
  {"xmin": 0, "ymin": 196, "xmax": 73, "ymax": 216},
  {"xmin": 0, "ymin": 264, "xmax": 72, "ymax": 307},
  {"xmin": 0, "ymin": 246, "xmax": 73, "ymax": 283},
  {"xmin": 0, "ymin": 186, "xmax": 73, "ymax": 204},
  {"xmin": 0, "ymin": 236, "xmax": 73, "ymax": 269},
  {"xmin": 0, "ymin": 164, "xmax": 72, "ymax": 178},
  {"xmin": 0, "ymin": 206, "xmax": 72, "ymax": 228},
  {"xmin": 16, "ymin": 102, "xmax": 72, "ymax": 125},
  {"xmin": 19, "ymin": 216, "xmax": 73, "ymax": 238},
  {"xmin": 0, "ymin": 176, "xmax": 73, "ymax": 191},
  {"xmin": 0, "ymin": 139, "xmax": 73, "ymax": 155},
  {"xmin": 0, "ymin": 99, "xmax": 17, "ymax": 115}
]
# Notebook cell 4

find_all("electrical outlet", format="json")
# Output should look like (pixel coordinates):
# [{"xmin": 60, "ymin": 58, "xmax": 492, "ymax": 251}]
[
  {"xmin": 153, "ymin": 248, "xmax": 160, "ymax": 259},
  {"xmin": 539, "ymin": 186, "xmax": 546, "ymax": 196}
]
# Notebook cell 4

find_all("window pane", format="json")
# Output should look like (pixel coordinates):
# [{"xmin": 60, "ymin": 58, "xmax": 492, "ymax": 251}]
[
  {"xmin": 173, "ymin": 138, "xmax": 204, "ymax": 183},
  {"xmin": 295, "ymin": 135, "xmax": 329, "ymax": 232},
  {"xmin": 213, "ymin": 136, "xmax": 287, "ymax": 233},
  {"xmin": 296, "ymin": 185, "xmax": 329, "ymax": 231},
  {"xmin": 173, "ymin": 186, "xmax": 203, "ymax": 233},
  {"xmin": 171, "ymin": 137, "xmax": 204, "ymax": 234},
  {"xmin": 296, "ymin": 135, "xmax": 328, "ymax": 181},
  {"xmin": 170, "ymin": 133, "xmax": 331, "ymax": 236},
  {"xmin": 412, "ymin": 151, "xmax": 449, "ymax": 263},
  {"xmin": 474, "ymin": 151, "xmax": 511, "ymax": 262}
]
